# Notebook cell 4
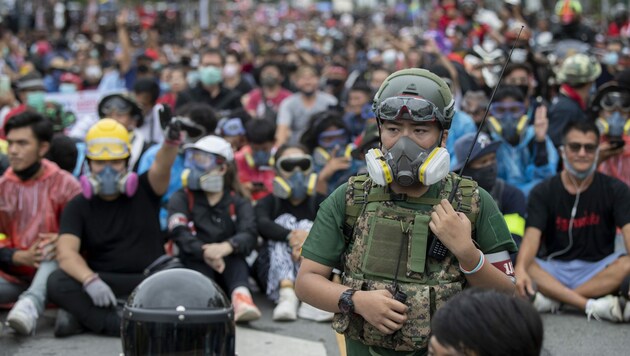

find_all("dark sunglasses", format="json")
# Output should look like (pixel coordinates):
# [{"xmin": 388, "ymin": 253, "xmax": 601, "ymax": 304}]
[
  {"xmin": 276, "ymin": 155, "xmax": 313, "ymax": 173},
  {"xmin": 566, "ymin": 142, "xmax": 598, "ymax": 154},
  {"xmin": 376, "ymin": 96, "xmax": 442, "ymax": 122}
]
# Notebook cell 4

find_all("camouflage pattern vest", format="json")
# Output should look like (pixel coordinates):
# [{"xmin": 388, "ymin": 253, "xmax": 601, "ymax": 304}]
[{"xmin": 332, "ymin": 173, "xmax": 480, "ymax": 352}]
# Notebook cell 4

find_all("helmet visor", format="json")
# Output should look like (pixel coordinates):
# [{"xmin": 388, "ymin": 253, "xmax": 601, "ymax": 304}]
[
  {"xmin": 276, "ymin": 155, "xmax": 313, "ymax": 175},
  {"xmin": 601, "ymin": 92, "xmax": 630, "ymax": 112},
  {"xmin": 86, "ymin": 138, "xmax": 130, "ymax": 159},
  {"xmin": 184, "ymin": 149, "xmax": 224, "ymax": 171},
  {"xmin": 376, "ymin": 97, "xmax": 442, "ymax": 123}
]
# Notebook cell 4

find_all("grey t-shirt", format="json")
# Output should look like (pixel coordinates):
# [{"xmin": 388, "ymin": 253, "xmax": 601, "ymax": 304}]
[{"xmin": 277, "ymin": 91, "xmax": 338, "ymax": 144}]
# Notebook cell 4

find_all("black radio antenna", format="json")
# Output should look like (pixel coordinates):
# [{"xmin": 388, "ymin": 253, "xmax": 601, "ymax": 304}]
[{"xmin": 449, "ymin": 26, "xmax": 525, "ymax": 199}]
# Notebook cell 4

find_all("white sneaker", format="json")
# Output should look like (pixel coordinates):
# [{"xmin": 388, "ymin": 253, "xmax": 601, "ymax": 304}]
[
  {"xmin": 6, "ymin": 297, "xmax": 39, "ymax": 335},
  {"xmin": 586, "ymin": 295, "xmax": 623, "ymax": 322},
  {"xmin": 272, "ymin": 287, "xmax": 299, "ymax": 321},
  {"xmin": 624, "ymin": 300, "xmax": 630, "ymax": 322},
  {"xmin": 298, "ymin": 302, "xmax": 334, "ymax": 322},
  {"xmin": 532, "ymin": 292, "xmax": 561, "ymax": 314}
]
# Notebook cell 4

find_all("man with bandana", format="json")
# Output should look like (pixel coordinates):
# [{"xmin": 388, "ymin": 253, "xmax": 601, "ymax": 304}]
[
  {"xmin": 487, "ymin": 86, "xmax": 558, "ymax": 196},
  {"xmin": 516, "ymin": 120, "xmax": 630, "ymax": 323},
  {"xmin": 295, "ymin": 69, "xmax": 516, "ymax": 355},
  {"xmin": 0, "ymin": 111, "xmax": 81, "ymax": 336}
]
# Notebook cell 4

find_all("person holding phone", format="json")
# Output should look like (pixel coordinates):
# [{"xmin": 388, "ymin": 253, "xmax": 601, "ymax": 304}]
[{"xmin": 0, "ymin": 111, "xmax": 81, "ymax": 336}]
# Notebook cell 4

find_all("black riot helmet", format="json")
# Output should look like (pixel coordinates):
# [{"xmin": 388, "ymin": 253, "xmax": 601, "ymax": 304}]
[{"xmin": 121, "ymin": 269, "xmax": 235, "ymax": 356}]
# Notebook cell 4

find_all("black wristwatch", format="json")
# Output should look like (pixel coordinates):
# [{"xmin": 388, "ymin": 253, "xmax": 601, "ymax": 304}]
[{"xmin": 338, "ymin": 289, "xmax": 357, "ymax": 314}]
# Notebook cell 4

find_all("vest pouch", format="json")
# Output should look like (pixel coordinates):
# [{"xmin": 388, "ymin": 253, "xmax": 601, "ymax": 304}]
[
  {"xmin": 396, "ymin": 283, "xmax": 432, "ymax": 351},
  {"xmin": 406, "ymin": 215, "xmax": 430, "ymax": 278},
  {"xmin": 431, "ymin": 282, "xmax": 463, "ymax": 315},
  {"xmin": 361, "ymin": 217, "xmax": 407, "ymax": 280}
]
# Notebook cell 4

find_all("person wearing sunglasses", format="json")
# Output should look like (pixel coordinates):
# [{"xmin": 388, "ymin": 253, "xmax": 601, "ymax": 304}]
[
  {"xmin": 516, "ymin": 120, "xmax": 630, "ymax": 323},
  {"xmin": 48, "ymin": 115, "xmax": 180, "ymax": 337},
  {"xmin": 167, "ymin": 135, "xmax": 261, "ymax": 323},
  {"xmin": 296, "ymin": 69, "xmax": 517, "ymax": 355},
  {"xmin": 591, "ymin": 82, "xmax": 630, "ymax": 187},
  {"xmin": 487, "ymin": 85, "xmax": 558, "ymax": 196},
  {"xmin": 253, "ymin": 144, "xmax": 330, "ymax": 322}
]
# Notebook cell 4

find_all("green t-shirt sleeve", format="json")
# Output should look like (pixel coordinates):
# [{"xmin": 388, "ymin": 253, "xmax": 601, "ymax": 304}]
[
  {"xmin": 301, "ymin": 183, "xmax": 348, "ymax": 267},
  {"xmin": 474, "ymin": 187, "xmax": 518, "ymax": 254}
]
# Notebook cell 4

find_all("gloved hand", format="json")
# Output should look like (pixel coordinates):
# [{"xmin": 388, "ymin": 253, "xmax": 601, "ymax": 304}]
[
  {"xmin": 159, "ymin": 104, "xmax": 182, "ymax": 144},
  {"xmin": 83, "ymin": 274, "xmax": 117, "ymax": 307}
]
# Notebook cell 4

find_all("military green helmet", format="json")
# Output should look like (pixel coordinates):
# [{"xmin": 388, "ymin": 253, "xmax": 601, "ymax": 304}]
[
  {"xmin": 557, "ymin": 53, "xmax": 601, "ymax": 86},
  {"xmin": 373, "ymin": 68, "xmax": 455, "ymax": 129}
]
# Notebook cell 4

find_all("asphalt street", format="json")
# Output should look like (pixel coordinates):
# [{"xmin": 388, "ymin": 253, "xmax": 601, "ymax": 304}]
[{"xmin": 2, "ymin": 291, "xmax": 630, "ymax": 356}]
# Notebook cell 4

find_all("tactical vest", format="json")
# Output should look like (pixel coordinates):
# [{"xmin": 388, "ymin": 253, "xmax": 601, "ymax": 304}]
[{"xmin": 332, "ymin": 173, "xmax": 480, "ymax": 352}]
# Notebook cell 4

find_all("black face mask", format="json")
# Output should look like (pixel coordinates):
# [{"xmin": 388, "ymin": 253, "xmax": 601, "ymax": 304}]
[
  {"xmin": 464, "ymin": 164, "xmax": 497, "ymax": 192},
  {"xmin": 517, "ymin": 85, "xmax": 530, "ymax": 98},
  {"xmin": 14, "ymin": 160, "xmax": 42, "ymax": 181},
  {"xmin": 300, "ymin": 89, "xmax": 316, "ymax": 97}
]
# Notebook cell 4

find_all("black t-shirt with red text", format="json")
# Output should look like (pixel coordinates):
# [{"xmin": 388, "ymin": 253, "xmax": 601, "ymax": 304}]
[{"xmin": 527, "ymin": 172, "xmax": 630, "ymax": 262}]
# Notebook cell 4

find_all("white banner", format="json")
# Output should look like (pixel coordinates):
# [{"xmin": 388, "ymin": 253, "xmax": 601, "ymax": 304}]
[{"xmin": 44, "ymin": 90, "xmax": 102, "ymax": 118}]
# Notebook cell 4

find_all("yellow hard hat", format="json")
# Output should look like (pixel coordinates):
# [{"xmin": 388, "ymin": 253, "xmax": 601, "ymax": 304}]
[{"xmin": 85, "ymin": 118, "xmax": 131, "ymax": 160}]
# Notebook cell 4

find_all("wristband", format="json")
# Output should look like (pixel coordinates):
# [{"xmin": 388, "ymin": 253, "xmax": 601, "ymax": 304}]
[
  {"xmin": 459, "ymin": 249, "xmax": 485, "ymax": 275},
  {"xmin": 164, "ymin": 139, "xmax": 181, "ymax": 146},
  {"xmin": 82, "ymin": 273, "xmax": 99, "ymax": 287}
]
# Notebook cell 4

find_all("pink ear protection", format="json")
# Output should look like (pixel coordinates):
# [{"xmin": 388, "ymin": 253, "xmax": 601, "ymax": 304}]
[{"xmin": 79, "ymin": 172, "xmax": 139, "ymax": 199}]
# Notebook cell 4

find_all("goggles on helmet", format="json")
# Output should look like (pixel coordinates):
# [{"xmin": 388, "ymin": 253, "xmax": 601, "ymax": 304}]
[
  {"xmin": 176, "ymin": 116, "xmax": 207, "ymax": 141},
  {"xmin": 184, "ymin": 149, "xmax": 225, "ymax": 171},
  {"xmin": 276, "ymin": 155, "xmax": 313, "ymax": 175},
  {"xmin": 101, "ymin": 96, "xmax": 133, "ymax": 115},
  {"xmin": 490, "ymin": 102, "xmax": 526, "ymax": 118},
  {"xmin": 86, "ymin": 138, "xmax": 130, "ymax": 159},
  {"xmin": 376, "ymin": 96, "xmax": 442, "ymax": 123},
  {"xmin": 600, "ymin": 92, "xmax": 630, "ymax": 112},
  {"xmin": 219, "ymin": 117, "xmax": 246, "ymax": 137}
]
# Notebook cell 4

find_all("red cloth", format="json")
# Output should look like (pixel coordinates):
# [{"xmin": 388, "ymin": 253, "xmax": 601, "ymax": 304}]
[
  {"xmin": 598, "ymin": 135, "xmax": 630, "ymax": 187},
  {"xmin": 560, "ymin": 84, "xmax": 586, "ymax": 110},
  {"xmin": 244, "ymin": 88, "xmax": 292, "ymax": 118},
  {"xmin": 0, "ymin": 160, "xmax": 81, "ymax": 282},
  {"xmin": 234, "ymin": 146, "xmax": 275, "ymax": 201}
]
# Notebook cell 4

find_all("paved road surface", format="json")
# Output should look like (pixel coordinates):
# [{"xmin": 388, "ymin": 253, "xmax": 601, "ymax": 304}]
[{"xmin": 2, "ymin": 291, "xmax": 630, "ymax": 356}]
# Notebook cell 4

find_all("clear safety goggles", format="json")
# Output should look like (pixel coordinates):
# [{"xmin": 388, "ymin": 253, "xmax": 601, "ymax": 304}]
[
  {"xmin": 317, "ymin": 128, "xmax": 348, "ymax": 149},
  {"xmin": 86, "ymin": 138, "xmax": 130, "ymax": 159},
  {"xmin": 276, "ymin": 155, "xmax": 313, "ymax": 175},
  {"xmin": 489, "ymin": 102, "xmax": 526, "ymax": 118},
  {"xmin": 101, "ymin": 96, "xmax": 133, "ymax": 115},
  {"xmin": 600, "ymin": 92, "xmax": 630, "ymax": 112},
  {"xmin": 184, "ymin": 149, "xmax": 225, "ymax": 171},
  {"xmin": 376, "ymin": 97, "xmax": 442, "ymax": 122}
]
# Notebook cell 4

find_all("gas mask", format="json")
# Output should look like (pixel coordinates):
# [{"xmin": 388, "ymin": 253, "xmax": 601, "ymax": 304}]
[
  {"xmin": 181, "ymin": 168, "xmax": 224, "ymax": 193},
  {"xmin": 273, "ymin": 155, "xmax": 317, "ymax": 200},
  {"xmin": 245, "ymin": 149, "xmax": 274, "ymax": 169},
  {"xmin": 181, "ymin": 149, "xmax": 226, "ymax": 193},
  {"xmin": 596, "ymin": 111, "xmax": 630, "ymax": 146},
  {"xmin": 365, "ymin": 136, "xmax": 450, "ymax": 187},
  {"xmin": 488, "ymin": 102, "xmax": 528, "ymax": 146},
  {"xmin": 80, "ymin": 165, "xmax": 138, "ymax": 199},
  {"xmin": 463, "ymin": 164, "xmax": 497, "ymax": 192}
]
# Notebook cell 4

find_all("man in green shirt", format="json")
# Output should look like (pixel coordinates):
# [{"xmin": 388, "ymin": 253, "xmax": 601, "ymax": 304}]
[{"xmin": 295, "ymin": 68, "xmax": 517, "ymax": 355}]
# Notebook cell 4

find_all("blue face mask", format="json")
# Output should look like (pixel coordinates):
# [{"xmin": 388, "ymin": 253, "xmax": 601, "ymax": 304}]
[
  {"xmin": 603, "ymin": 52, "xmax": 619, "ymax": 66},
  {"xmin": 606, "ymin": 111, "xmax": 626, "ymax": 138},
  {"xmin": 498, "ymin": 113, "xmax": 520, "ymax": 145},
  {"xmin": 96, "ymin": 165, "xmax": 122, "ymax": 196},
  {"xmin": 59, "ymin": 83, "xmax": 77, "ymax": 93},
  {"xmin": 160, "ymin": 82, "xmax": 171, "ymax": 94},
  {"xmin": 252, "ymin": 149, "xmax": 272, "ymax": 167},
  {"xmin": 198, "ymin": 66, "xmax": 222, "ymax": 86}
]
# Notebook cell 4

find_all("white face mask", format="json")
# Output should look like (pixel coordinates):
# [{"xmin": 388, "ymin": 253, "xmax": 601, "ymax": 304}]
[
  {"xmin": 199, "ymin": 173, "xmax": 224, "ymax": 193},
  {"xmin": 223, "ymin": 64, "xmax": 239, "ymax": 78}
]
